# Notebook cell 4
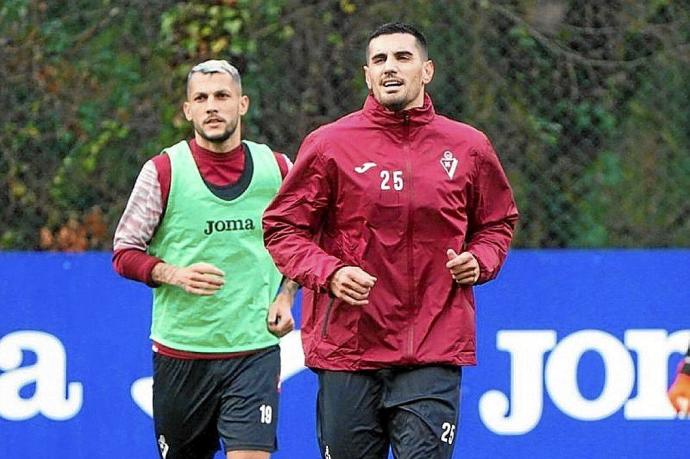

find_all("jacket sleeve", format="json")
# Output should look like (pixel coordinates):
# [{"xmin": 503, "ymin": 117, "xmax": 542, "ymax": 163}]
[
  {"xmin": 263, "ymin": 133, "xmax": 346, "ymax": 292},
  {"xmin": 466, "ymin": 138, "xmax": 519, "ymax": 284}
]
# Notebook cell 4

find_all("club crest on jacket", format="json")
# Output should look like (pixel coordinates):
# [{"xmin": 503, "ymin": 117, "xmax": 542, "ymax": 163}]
[{"xmin": 440, "ymin": 150, "xmax": 458, "ymax": 179}]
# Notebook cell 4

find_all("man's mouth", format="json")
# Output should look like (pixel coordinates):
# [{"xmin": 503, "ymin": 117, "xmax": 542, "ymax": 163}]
[
  {"xmin": 382, "ymin": 80, "xmax": 403, "ymax": 88},
  {"xmin": 205, "ymin": 118, "xmax": 225, "ymax": 125}
]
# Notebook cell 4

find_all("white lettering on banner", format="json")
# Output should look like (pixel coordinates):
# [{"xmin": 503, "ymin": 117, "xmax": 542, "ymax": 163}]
[
  {"xmin": 479, "ymin": 329, "xmax": 690, "ymax": 435},
  {"xmin": 545, "ymin": 330, "xmax": 634, "ymax": 420},
  {"xmin": 1, "ymin": 325, "xmax": 685, "ymax": 434},
  {"xmin": 625, "ymin": 329, "xmax": 690, "ymax": 419},
  {"xmin": 0, "ymin": 330, "xmax": 83, "ymax": 421},
  {"xmin": 478, "ymin": 330, "xmax": 556, "ymax": 435},
  {"xmin": 131, "ymin": 377, "xmax": 153, "ymax": 417}
]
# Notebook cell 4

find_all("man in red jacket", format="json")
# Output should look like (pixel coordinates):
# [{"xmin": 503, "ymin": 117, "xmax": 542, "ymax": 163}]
[{"xmin": 263, "ymin": 22, "xmax": 518, "ymax": 458}]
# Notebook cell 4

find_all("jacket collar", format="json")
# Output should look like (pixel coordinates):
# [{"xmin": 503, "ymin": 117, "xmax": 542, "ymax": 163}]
[{"xmin": 362, "ymin": 93, "xmax": 436, "ymax": 127}]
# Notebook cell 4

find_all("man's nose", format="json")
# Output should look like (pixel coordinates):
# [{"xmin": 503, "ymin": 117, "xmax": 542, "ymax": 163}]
[
  {"xmin": 382, "ymin": 56, "xmax": 398, "ymax": 73},
  {"xmin": 205, "ymin": 98, "xmax": 218, "ymax": 112}
]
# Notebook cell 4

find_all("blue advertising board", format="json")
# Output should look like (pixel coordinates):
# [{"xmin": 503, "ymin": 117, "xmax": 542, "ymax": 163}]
[{"xmin": 0, "ymin": 251, "xmax": 688, "ymax": 458}]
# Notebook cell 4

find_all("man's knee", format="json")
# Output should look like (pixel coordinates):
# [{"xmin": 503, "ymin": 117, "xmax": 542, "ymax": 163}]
[
  {"xmin": 388, "ymin": 406, "xmax": 457, "ymax": 459},
  {"xmin": 226, "ymin": 450, "xmax": 270, "ymax": 459}
]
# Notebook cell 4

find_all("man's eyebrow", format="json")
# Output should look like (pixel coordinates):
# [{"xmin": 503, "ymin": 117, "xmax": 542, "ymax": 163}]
[{"xmin": 370, "ymin": 49, "xmax": 415, "ymax": 60}]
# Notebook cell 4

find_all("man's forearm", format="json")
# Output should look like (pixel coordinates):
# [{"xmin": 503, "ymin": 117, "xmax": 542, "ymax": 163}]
[
  {"xmin": 277, "ymin": 278, "xmax": 300, "ymax": 300},
  {"xmin": 151, "ymin": 262, "xmax": 179, "ymax": 286}
]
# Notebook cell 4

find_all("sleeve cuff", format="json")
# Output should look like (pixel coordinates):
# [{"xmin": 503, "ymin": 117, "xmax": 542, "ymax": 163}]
[
  {"xmin": 144, "ymin": 259, "xmax": 164, "ymax": 287},
  {"xmin": 468, "ymin": 249, "xmax": 490, "ymax": 285}
]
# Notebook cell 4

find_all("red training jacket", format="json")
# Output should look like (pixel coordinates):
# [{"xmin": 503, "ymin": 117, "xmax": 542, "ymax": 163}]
[{"xmin": 263, "ymin": 94, "xmax": 518, "ymax": 371}]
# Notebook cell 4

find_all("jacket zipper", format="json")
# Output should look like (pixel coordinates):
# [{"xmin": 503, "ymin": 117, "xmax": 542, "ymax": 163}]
[
  {"xmin": 321, "ymin": 296, "xmax": 335, "ymax": 338},
  {"xmin": 403, "ymin": 114, "xmax": 415, "ymax": 360}
]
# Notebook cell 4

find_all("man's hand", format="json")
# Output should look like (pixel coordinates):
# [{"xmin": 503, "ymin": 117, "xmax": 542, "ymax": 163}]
[
  {"xmin": 446, "ymin": 249, "xmax": 480, "ymax": 285},
  {"xmin": 267, "ymin": 293, "xmax": 295, "ymax": 338},
  {"xmin": 151, "ymin": 262, "xmax": 225, "ymax": 296},
  {"xmin": 668, "ymin": 372, "xmax": 690, "ymax": 417},
  {"xmin": 329, "ymin": 266, "xmax": 377, "ymax": 306}
]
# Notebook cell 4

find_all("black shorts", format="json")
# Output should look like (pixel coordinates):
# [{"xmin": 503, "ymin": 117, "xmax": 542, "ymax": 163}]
[
  {"xmin": 316, "ymin": 365, "xmax": 462, "ymax": 459},
  {"xmin": 152, "ymin": 345, "xmax": 280, "ymax": 459}
]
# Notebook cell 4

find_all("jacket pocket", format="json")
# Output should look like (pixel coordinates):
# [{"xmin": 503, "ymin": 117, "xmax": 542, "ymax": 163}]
[
  {"xmin": 318, "ymin": 296, "xmax": 361, "ymax": 352},
  {"xmin": 321, "ymin": 296, "xmax": 335, "ymax": 338}
]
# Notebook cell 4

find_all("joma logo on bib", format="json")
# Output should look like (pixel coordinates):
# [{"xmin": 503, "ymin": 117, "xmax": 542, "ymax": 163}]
[{"xmin": 204, "ymin": 219, "xmax": 255, "ymax": 235}]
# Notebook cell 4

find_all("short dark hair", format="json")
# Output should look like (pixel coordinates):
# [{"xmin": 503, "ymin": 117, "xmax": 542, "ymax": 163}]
[{"xmin": 367, "ymin": 22, "xmax": 428, "ymax": 60}]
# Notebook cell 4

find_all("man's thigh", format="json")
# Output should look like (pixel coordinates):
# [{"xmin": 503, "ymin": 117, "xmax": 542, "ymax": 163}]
[
  {"xmin": 385, "ymin": 366, "xmax": 462, "ymax": 459},
  {"xmin": 316, "ymin": 370, "xmax": 389, "ymax": 459},
  {"xmin": 218, "ymin": 346, "xmax": 281, "ymax": 455},
  {"xmin": 153, "ymin": 354, "xmax": 220, "ymax": 459}
]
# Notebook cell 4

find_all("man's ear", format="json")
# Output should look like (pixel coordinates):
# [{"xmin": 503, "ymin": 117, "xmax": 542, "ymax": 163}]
[
  {"xmin": 183, "ymin": 101, "xmax": 192, "ymax": 121},
  {"xmin": 422, "ymin": 60, "xmax": 435, "ymax": 85},
  {"xmin": 364, "ymin": 65, "xmax": 372, "ymax": 90},
  {"xmin": 239, "ymin": 94, "xmax": 249, "ymax": 116}
]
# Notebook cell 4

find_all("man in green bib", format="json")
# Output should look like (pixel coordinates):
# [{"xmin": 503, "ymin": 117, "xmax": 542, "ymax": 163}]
[{"xmin": 113, "ymin": 59, "xmax": 298, "ymax": 459}]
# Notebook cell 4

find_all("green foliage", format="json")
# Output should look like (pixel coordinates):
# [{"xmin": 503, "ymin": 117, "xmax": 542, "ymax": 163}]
[{"xmin": 0, "ymin": 0, "xmax": 689, "ymax": 249}]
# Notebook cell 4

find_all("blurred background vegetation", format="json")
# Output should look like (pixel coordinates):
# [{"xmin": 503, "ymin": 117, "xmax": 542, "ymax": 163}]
[{"xmin": 1, "ymin": 0, "xmax": 689, "ymax": 250}]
